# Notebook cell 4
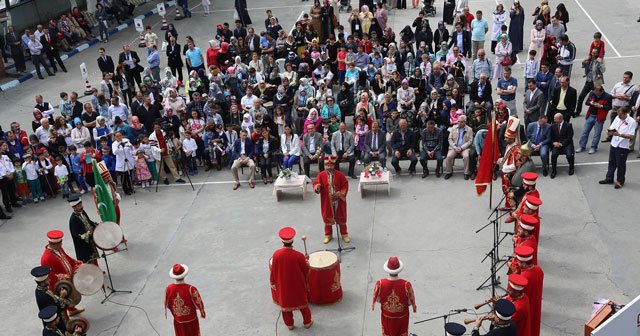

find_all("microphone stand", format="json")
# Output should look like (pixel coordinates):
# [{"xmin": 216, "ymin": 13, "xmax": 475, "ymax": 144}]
[
  {"xmin": 100, "ymin": 248, "xmax": 132, "ymax": 304},
  {"xmin": 475, "ymin": 190, "xmax": 508, "ymax": 297},
  {"xmin": 326, "ymin": 199, "xmax": 355, "ymax": 262},
  {"xmin": 414, "ymin": 309, "xmax": 466, "ymax": 336}
]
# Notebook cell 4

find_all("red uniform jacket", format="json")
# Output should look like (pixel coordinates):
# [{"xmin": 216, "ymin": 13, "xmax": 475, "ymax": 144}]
[
  {"xmin": 520, "ymin": 265, "xmax": 544, "ymax": 336},
  {"xmin": 40, "ymin": 246, "xmax": 81, "ymax": 291},
  {"xmin": 372, "ymin": 278, "xmax": 417, "ymax": 318},
  {"xmin": 515, "ymin": 235, "xmax": 538, "ymax": 265},
  {"xmin": 312, "ymin": 169, "xmax": 349, "ymax": 225},
  {"xmin": 508, "ymin": 294, "xmax": 531, "ymax": 336},
  {"xmin": 164, "ymin": 283, "xmax": 205, "ymax": 336},
  {"xmin": 270, "ymin": 247, "xmax": 310, "ymax": 311}
]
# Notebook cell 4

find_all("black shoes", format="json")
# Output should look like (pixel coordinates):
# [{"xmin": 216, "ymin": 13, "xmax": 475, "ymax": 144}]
[
  {"xmin": 464, "ymin": 174, "xmax": 470, "ymax": 180},
  {"xmin": 598, "ymin": 180, "xmax": 613, "ymax": 185},
  {"xmin": 444, "ymin": 173, "xmax": 452, "ymax": 180},
  {"xmin": 349, "ymin": 174, "xmax": 357, "ymax": 179},
  {"xmin": 0, "ymin": 214, "xmax": 12, "ymax": 220},
  {"xmin": 164, "ymin": 178, "xmax": 170, "ymax": 185},
  {"xmin": 422, "ymin": 170, "xmax": 429, "ymax": 178},
  {"xmin": 550, "ymin": 171, "xmax": 557, "ymax": 179},
  {"xmin": 176, "ymin": 179, "xmax": 186, "ymax": 183}
]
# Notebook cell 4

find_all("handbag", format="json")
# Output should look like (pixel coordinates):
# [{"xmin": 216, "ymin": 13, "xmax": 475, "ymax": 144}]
[{"xmin": 500, "ymin": 56, "xmax": 513, "ymax": 67}]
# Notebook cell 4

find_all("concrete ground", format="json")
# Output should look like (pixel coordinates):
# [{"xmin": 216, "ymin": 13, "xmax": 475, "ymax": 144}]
[{"xmin": 0, "ymin": 0, "xmax": 639, "ymax": 335}]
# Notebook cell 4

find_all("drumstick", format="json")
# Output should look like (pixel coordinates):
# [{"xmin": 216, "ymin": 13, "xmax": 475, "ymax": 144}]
[{"xmin": 301, "ymin": 235, "xmax": 308, "ymax": 258}]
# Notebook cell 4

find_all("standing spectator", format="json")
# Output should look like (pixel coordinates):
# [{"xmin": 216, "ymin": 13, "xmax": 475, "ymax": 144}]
[
  {"xmin": 528, "ymin": 21, "xmax": 546, "ymax": 62},
  {"xmin": 185, "ymin": 41, "xmax": 205, "ymax": 74},
  {"xmin": 5, "ymin": 25, "xmax": 26, "ymax": 73},
  {"xmin": 470, "ymin": 10, "xmax": 489, "ymax": 59},
  {"xmin": 490, "ymin": 4, "xmax": 507, "ymax": 53},
  {"xmin": 166, "ymin": 37, "xmax": 184, "ymax": 83},
  {"xmin": 576, "ymin": 48, "xmax": 605, "ymax": 116},
  {"xmin": 95, "ymin": 4, "xmax": 112, "ymax": 42},
  {"xmin": 449, "ymin": 23, "xmax": 471, "ymax": 59},
  {"xmin": 535, "ymin": 63, "xmax": 553, "ymax": 117},
  {"xmin": 557, "ymin": 34, "xmax": 576, "ymax": 77},
  {"xmin": 235, "ymin": 0, "xmax": 252, "ymax": 26},
  {"xmin": 604, "ymin": 71, "xmax": 636, "ymax": 143},
  {"xmin": 523, "ymin": 79, "xmax": 544, "ymax": 126},
  {"xmin": 40, "ymin": 28, "xmax": 67, "ymax": 73},
  {"xmin": 493, "ymin": 34, "xmax": 512, "ymax": 80},
  {"xmin": 147, "ymin": 44, "xmax": 161, "ymax": 81},
  {"xmin": 554, "ymin": 3, "xmax": 570, "ymax": 32},
  {"xmin": 577, "ymin": 86, "xmax": 612, "ymax": 154},
  {"xmin": 546, "ymin": 16, "xmax": 565, "ymax": 40},
  {"xmin": 27, "ymin": 34, "xmax": 55, "ymax": 80},
  {"xmin": 508, "ymin": 1, "xmax": 525, "ymax": 54},
  {"xmin": 97, "ymin": 47, "xmax": 115, "ymax": 74},
  {"xmin": 549, "ymin": 75, "xmax": 577, "ymax": 123},
  {"xmin": 112, "ymin": 132, "xmax": 136, "ymax": 195},
  {"xmin": 599, "ymin": 108, "xmax": 637, "ymax": 189},
  {"xmin": 143, "ymin": 26, "xmax": 158, "ymax": 53},
  {"xmin": 119, "ymin": 45, "xmax": 144, "ymax": 89},
  {"xmin": 496, "ymin": 67, "xmax": 518, "ymax": 116},
  {"xmin": 179, "ymin": 0, "xmax": 193, "ymax": 18}
]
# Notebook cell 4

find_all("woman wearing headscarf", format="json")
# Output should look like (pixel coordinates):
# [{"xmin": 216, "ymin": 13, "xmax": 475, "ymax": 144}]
[
  {"xmin": 206, "ymin": 40, "xmax": 220, "ymax": 69},
  {"xmin": 310, "ymin": 0, "xmax": 323, "ymax": 38},
  {"xmin": 163, "ymin": 88, "xmax": 187, "ymax": 115},
  {"xmin": 130, "ymin": 116, "xmax": 147, "ymax": 139},
  {"xmin": 491, "ymin": 4, "xmax": 507, "ymax": 53},
  {"xmin": 320, "ymin": 0, "xmax": 335, "ymax": 44},
  {"xmin": 161, "ymin": 67, "xmax": 179, "ymax": 94},
  {"xmin": 400, "ymin": 25, "xmax": 414, "ymax": 45},
  {"xmin": 443, "ymin": 0, "xmax": 455, "ymax": 25},
  {"xmin": 529, "ymin": 20, "xmax": 546, "ymax": 62},
  {"xmin": 494, "ymin": 34, "xmax": 512, "ymax": 80},
  {"xmin": 303, "ymin": 108, "xmax": 324, "ymax": 134},
  {"xmin": 217, "ymin": 42, "xmax": 231, "ymax": 73},
  {"xmin": 375, "ymin": 3, "xmax": 388, "ymax": 31},
  {"xmin": 240, "ymin": 113, "xmax": 255, "ymax": 134},
  {"xmin": 433, "ymin": 21, "xmax": 449, "ymax": 53},
  {"xmin": 359, "ymin": 5, "xmax": 373, "ymax": 36},
  {"xmin": 93, "ymin": 116, "xmax": 113, "ymax": 147},
  {"xmin": 348, "ymin": 9, "xmax": 362, "ymax": 37},
  {"xmin": 165, "ymin": 24, "xmax": 179, "ymax": 43},
  {"xmin": 508, "ymin": 0, "xmax": 525, "ymax": 54},
  {"xmin": 293, "ymin": 88, "xmax": 311, "ymax": 133}
]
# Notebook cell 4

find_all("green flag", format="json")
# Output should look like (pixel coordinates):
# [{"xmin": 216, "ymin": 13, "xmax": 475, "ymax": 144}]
[{"xmin": 93, "ymin": 160, "xmax": 118, "ymax": 223}]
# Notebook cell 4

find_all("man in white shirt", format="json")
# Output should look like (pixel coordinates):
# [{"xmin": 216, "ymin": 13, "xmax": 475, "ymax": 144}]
[
  {"xmin": 27, "ymin": 33, "xmax": 55, "ymax": 79},
  {"xmin": 604, "ymin": 71, "xmax": 636, "ymax": 142},
  {"xmin": 0, "ymin": 142, "xmax": 19, "ymax": 215},
  {"xmin": 599, "ymin": 107, "xmax": 637, "ymax": 189},
  {"xmin": 240, "ymin": 89, "xmax": 257, "ymax": 116},
  {"xmin": 35, "ymin": 118, "xmax": 52, "ymax": 146},
  {"xmin": 108, "ymin": 96, "xmax": 130, "ymax": 124}
]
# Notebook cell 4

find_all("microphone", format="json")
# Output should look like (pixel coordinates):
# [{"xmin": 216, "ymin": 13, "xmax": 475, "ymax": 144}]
[{"xmin": 451, "ymin": 308, "xmax": 468, "ymax": 313}]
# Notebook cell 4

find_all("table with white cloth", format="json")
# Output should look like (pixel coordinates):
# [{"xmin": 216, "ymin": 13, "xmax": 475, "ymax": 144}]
[
  {"xmin": 358, "ymin": 171, "xmax": 391, "ymax": 198},
  {"xmin": 273, "ymin": 175, "xmax": 312, "ymax": 201}
]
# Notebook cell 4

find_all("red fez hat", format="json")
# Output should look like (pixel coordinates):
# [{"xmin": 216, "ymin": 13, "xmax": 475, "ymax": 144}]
[
  {"xmin": 519, "ymin": 214, "xmax": 538, "ymax": 231},
  {"xmin": 508, "ymin": 273, "xmax": 528, "ymax": 291},
  {"xmin": 47, "ymin": 230, "xmax": 64, "ymax": 243},
  {"xmin": 524, "ymin": 196, "xmax": 542, "ymax": 210},
  {"xmin": 170, "ymin": 263, "xmax": 189, "ymax": 279},
  {"xmin": 522, "ymin": 172, "xmax": 538, "ymax": 185},
  {"xmin": 279, "ymin": 227, "xmax": 296, "ymax": 243},
  {"xmin": 324, "ymin": 155, "xmax": 337, "ymax": 165},
  {"xmin": 514, "ymin": 245, "xmax": 534, "ymax": 262},
  {"xmin": 383, "ymin": 256, "xmax": 404, "ymax": 275}
]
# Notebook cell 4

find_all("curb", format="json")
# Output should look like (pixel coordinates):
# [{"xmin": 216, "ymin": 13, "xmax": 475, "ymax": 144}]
[{"xmin": 0, "ymin": 1, "xmax": 177, "ymax": 92}]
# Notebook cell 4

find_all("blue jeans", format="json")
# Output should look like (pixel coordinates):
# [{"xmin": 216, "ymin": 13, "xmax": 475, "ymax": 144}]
[
  {"xmin": 181, "ymin": 2, "xmax": 192, "ymax": 17},
  {"xmin": 579, "ymin": 115, "xmax": 604, "ymax": 150},
  {"xmin": 74, "ymin": 172, "xmax": 87, "ymax": 191},
  {"xmin": 282, "ymin": 155, "xmax": 299, "ymax": 169},
  {"xmin": 59, "ymin": 181, "xmax": 69, "ymax": 196},
  {"xmin": 27, "ymin": 179, "xmax": 43, "ymax": 200}
]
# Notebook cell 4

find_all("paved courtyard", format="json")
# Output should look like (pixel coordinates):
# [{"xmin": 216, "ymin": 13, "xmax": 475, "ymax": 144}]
[{"xmin": 0, "ymin": 0, "xmax": 639, "ymax": 335}]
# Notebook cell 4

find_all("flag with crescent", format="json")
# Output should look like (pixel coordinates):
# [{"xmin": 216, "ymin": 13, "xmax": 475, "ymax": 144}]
[{"xmin": 93, "ymin": 160, "xmax": 118, "ymax": 222}]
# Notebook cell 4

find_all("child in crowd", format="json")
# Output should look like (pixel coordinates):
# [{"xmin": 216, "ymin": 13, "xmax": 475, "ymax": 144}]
[
  {"xmin": 59, "ymin": 92, "xmax": 72, "ymax": 124},
  {"xmin": 588, "ymin": 32, "xmax": 605, "ymax": 62},
  {"xmin": 139, "ymin": 135, "xmax": 158, "ymax": 185},
  {"xmin": 101, "ymin": 147, "xmax": 117, "ymax": 183},
  {"xmin": 22, "ymin": 154, "xmax": 44, "ymax": 203},
  {"xmin": 69, "ymin": 145, "xmax": 87, "ymax": 194},
  {"xmin": 182, "ymin": 131, "xmax": 198, "ymax": 176},
  {"xmin": 37, "ymin": 150, "xmax": 56, "ymax": 198},
  {"xmin": 81, "ymin": 141, "xmax": 101, "ymax": 190},
  {"xmin": 13, "ymin": 158, "xmax": 30, "ymax": 203},
  {"xmin": 54, "ymin": 156, "xmax": 70, "ymax": 198},
  {"xmin": 524, "ymin": 50, "xmax": 539, "ymax": 83},
  {"xmin": 135, "ymin": 150, "xmax": 152, "ymax": 189}
]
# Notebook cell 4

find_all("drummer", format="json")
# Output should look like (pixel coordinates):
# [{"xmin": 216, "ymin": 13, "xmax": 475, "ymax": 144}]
[
  {"xmin": 40, "ymin": 230, "xmax": 85, "ymax": 316},
  {"xmin": 68, "ymin": 195, "xmax": 99, "ymax": 264},
  {"xmin": 32, "ymin": 266, "xmax": 69, "ymax": 333},
  {"xmin": 270, "ymin": 227, "xmax": 314, "ymax": 330}
]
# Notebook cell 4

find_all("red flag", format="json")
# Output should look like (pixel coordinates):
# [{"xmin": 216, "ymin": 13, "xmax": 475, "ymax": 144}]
[{"xmin": 475, "ymin": 113, "xmax": 500, "ymax": 196}]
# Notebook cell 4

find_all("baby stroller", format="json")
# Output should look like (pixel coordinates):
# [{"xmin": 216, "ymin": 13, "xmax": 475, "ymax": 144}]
[
  {"xmin": 422, "ymin": 0, "xmax": 436, "ymax": 17},
  {"xmin": 340, "ymin": 0, "xmax": 352, "ymax": 12}
]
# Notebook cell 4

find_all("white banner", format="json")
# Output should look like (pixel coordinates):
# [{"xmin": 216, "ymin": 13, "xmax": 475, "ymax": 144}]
[{"xmin": 593, "ymin": 295, "xmax": 640, "ymax": 336}]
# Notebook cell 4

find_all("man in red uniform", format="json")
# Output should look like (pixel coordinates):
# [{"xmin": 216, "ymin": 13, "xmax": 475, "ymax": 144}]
[
  {"xmin": 506, "ymin": 172, "xmax": 540, "ymax": 224},
  {"xmin": 510, "ymin": 214, "xmax": 539, "ymax": 269},
  {"xmin": 506, "ymin": 274, "xmax": 530, "ymax": 336},
  {"xmin": 164, "ymin": 263, "xmax": 206, "ymax": 336},
  {"xmin": 372, "ymin": 256, "xmax": 417, "ymax": 336},
  {"xmin": 512, "ymin": 196, "xmax": 542, "ymax": 241},
  {"xmin": 499, "ymin": 117, "xmax": 521, "ymax": 211},
  {"xmin": 313, "ymin": 155, "xmax": 350, "ymax": 244},
  {"xmin": 270, "ymin": 227, "xmax": 314, "ymax": 330},
  {"xmin": 514, "ymin": 246, "xmax": 544, "ymax": 336},
  {"xmin": 40, "ymin": 230, "xmax": 84, "ymax": 316}
]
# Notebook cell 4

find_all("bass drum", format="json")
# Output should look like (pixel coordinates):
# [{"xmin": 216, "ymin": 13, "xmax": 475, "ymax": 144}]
[
  {"xmin": 93, "ymin": 221, "xmax": 124, "ymax": 251},
  {"xmin": 73, "ymin": 264, "xmax": 105, "ymax": 295},
  {"xmin": 307, "ymin": 251, "xmax": 342, "ymax": 304}
]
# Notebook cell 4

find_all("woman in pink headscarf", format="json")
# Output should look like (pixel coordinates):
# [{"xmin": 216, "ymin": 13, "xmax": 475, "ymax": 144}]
[
  {"xmin": 130, "ymin": 116, "xmax": 147, "ymax": 139},
  {"xmin": 355, "ymin": 92, "xmax": 375, "ymax": 122},
  {"xmin": 303, "ymin": 108, "xmax": 323, "ymax": 134}
]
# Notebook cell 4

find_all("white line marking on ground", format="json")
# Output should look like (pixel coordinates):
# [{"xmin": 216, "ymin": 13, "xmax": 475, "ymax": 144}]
[{"xmin": 572, "ymin": 0, "xmax": 622, "ymax": 57}]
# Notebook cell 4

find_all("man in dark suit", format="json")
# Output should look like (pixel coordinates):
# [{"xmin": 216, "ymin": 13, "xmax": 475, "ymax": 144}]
[
  {"xmin": 419, "ymin": 120, "xmax": 443, "ymax": 177},
  {"xmin": 546, "ymin": 68, "xmax": 564, "ymax": 119},
  {"xmin": 448, "ymin": 23, "xmax": 471, "ymax": 58},
  {"xmin": 363, "ymin": 121, "xmax": 387, "ymax": 169},
  {"xmin": 166, "ymin": 37, "xmax": 184, "ymax": 82},
  {"xmin": 233, "ymin": 20, "xmax": 247, "ymax": 40},
  {"xmin": 468, "ymin": 73, "xmax": 493, "ymax": 112},
  {"xmin": 245, "ymin": 27, "xmax": 261, "ymax": 56},
  {"xmin": 549, "ymin": 75, "xmax": 577, "ymax": 123},
  {"xmin": 526, "ymin": 115, "xmax": 552, "ymax": 176},
  {"xmin": 40, "ymin": 28, "xmax": 67, "ymax": 73},
  {"xmin": 97, "ymin": 47, "xmax": 115, "ymax": 74},
  {"xmin": 523, "ymin": 79, "xmax": 544, "ymax": 126},
  {"xmin": 5, "ymin": 25, "xmax": 26, "ymax": 73},
  {"xmin": 330, "ymin": 123, "xmax": 357, "ymax": 178},
  {"xmin": 550, "ymin": 112, "xmax": 575, "ymax": 178},
  {"xmin": 118, "ymin": 44, "xmax": 143, "ymax": 89},
  {"xmin": 231, "ymin": 130, "xmax": 256, "ymax": 189},
  {"xmin": 302, "ymin": 124, "xmax": 325, "ymax": 176},
  {"xmin": 390, "ymin": 118, "xmax": 418, "ymax": 175}
]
